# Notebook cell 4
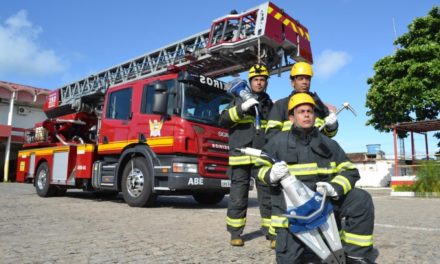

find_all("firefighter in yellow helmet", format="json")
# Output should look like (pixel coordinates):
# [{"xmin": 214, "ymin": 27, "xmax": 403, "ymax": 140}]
[
  {"xmin": 220, "ymin": 64, "xmax": 274, "ymax": 247},
  {"xmin": 265, "ymin": 62, "xmax": 338, "ymax": 140},
  {"xmin": 254, "ymin": 93, "xmax": 375, "ymax": 263}
]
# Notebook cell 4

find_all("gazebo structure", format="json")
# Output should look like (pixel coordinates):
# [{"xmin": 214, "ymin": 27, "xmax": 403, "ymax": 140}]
[{"xmin": 391, "ymin": 119, "xmax": 440, "ymax": 176}]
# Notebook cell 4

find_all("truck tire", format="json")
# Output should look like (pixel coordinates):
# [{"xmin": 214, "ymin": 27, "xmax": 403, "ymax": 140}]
[
  {"xmin": 121, "ymin": 157, "xmax": 156, "ymax": 207},
  {"xmin": 35, "ymin": 162, "xmax": 56, "ymax": 197},
  {"xmin": 193, "ymin": 192, "xmax": 225, "ymax": 205}
]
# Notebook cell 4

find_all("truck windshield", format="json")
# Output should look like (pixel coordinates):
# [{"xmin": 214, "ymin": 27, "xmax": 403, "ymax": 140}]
[{"xmin": 182, "ymin": 84, "xmax": 232, "ymax": 126}]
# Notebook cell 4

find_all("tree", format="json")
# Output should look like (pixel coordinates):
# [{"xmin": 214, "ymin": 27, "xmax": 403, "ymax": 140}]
[{"xmin": 365, "ymin": 7, "xmax": 440, "ymax": 138}]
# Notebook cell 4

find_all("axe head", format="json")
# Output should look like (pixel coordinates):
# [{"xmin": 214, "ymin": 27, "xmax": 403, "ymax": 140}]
[{"xmin": 342, "ymin": 102, "xmax": 357, "ymax": 116}]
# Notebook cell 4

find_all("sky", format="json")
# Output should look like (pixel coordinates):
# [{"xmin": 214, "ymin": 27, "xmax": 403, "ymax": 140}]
[{"xmin": 1, "ymin": 0, "xmax": 439, "ymax": 158}]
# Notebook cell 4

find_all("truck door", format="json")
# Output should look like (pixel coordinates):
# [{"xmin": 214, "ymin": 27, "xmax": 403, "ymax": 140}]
[
  {"xmin": 134, "ymin": 80, "xmax": 175, "ymax": 152},
  {"xmin": 99, "ymin": 86, "xmax": 133, "ymax": 154}
]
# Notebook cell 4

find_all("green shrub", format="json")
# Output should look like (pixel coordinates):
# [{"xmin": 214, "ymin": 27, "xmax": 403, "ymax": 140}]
[
  {"xmin": 393, "ymin": 185, "xmax": 415, "ymax": 192},
  {"xmin": 413, "ymin": 161, "xmax": 440, "ymax": 194}
]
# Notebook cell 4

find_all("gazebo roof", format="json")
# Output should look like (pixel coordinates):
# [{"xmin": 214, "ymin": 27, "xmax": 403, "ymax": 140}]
[{"xmin": 393, "ymin": 119, "xmax": 440, "ymax": 133}]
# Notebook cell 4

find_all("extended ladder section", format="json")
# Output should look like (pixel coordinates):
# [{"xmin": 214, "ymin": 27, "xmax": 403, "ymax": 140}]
[{"xmin": 59, "ymin": 2, "xmax": 312, "ymax": 106}]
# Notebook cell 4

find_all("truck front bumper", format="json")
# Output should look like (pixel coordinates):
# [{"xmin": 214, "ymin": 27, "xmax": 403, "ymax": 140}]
[{"xmin": 153, "ymin": 155, "xmax": 231, "ymax": 194}]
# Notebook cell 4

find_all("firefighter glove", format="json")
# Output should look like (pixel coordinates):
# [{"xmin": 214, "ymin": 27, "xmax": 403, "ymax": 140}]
[
  {"xmin": 241, "ymin": 98, "xmax": 259, "ymax": 112},
  {"xmin": 269, "ymin": 161, "xmax": 289, "ymax": 183},
  {"xmin": 316, "ymin": 182, "xmax": 338, "ymax": 198},
  {"xmin": 324, "ymin": 112, "xmax": 337, "ymax": 130}
]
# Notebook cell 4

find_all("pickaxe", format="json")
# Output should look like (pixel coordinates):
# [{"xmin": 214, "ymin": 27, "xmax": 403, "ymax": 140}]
[
  {"xmin": 335, "ymin": 102, "xmax": 356, "ymax": 116},
  {"xmin": 319, "ymin": 102, "xmax": 356, "ymax": 131}
]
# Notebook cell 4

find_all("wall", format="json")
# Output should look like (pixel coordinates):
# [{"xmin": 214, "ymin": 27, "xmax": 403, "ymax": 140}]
[
  {"xmin": 354, "ymin": 160, "xmax": 394, "ymax": 187},
  {"xmin": 0, "ymin": 103, "xmax": 46, "ymax": 128},
  {"xmin": 0, "ymin": 101, "xmax": 47, "ymax": 182}
]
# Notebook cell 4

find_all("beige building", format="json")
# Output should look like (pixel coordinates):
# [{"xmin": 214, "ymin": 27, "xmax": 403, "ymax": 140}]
[{"xmin": 0, "ymin": 81, "xmax": 50, "ymax": 182}]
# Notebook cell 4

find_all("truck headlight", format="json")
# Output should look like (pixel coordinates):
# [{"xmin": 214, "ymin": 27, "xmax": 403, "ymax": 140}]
[{"xmin": 172, "ymin": 162, "xmax": 198, "ymax": 173}]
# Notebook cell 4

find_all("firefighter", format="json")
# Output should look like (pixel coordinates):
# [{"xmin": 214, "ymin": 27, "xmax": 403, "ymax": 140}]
[
  {"xmin": 220, "ymin": 64, "xmax": 274, "ymax": 247},
  {"xmin": 265, "ymin": 62, "xmax": 338, "ymax": 140},
  {"xmin": 257, "ymin": 93, "xmax": 375, "ymax": 263}
]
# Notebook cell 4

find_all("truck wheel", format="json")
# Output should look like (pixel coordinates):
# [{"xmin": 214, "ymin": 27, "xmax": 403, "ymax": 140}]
[
  {"xmin": 35, "ymin": 162, "xmax": 56, "ymax": 197},
  {"xmin": 193, "ymin": 192, "xmax": 225, "ymax": 205},
  {"xmin": 121, "ymin": 157, "xmax": 156, "ymax": 207}
]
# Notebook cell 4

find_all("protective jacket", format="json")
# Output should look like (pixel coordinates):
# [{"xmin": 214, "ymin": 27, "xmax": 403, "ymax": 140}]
[
  {"xmin": 219, "ymin": 92, "xmax": 273, "ymax": 166},
  {"xmin": 255, "ymin": 126, "xmax": 374, "ymax": 262},
  {"xmin": 258, "ymin": 126, "xmax": 358, "ymax": 202},
  {"xmin": 265, "ymin": 91, "xmax": 337, "ymax": 140}
]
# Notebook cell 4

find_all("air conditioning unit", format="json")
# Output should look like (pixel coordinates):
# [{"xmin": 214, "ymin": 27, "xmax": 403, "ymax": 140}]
[{"xmin": 17, "ymin": 106, "xmax": 28, "ymax": 116}]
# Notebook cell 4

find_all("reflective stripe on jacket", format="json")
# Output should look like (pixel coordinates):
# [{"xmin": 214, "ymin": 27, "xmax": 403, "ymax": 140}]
[{"xmin": 219, "ymin": 91, "xmax": 273, "ymax": 165}]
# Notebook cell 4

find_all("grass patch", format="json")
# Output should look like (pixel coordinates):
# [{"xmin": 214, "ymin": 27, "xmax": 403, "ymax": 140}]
[{"xmin": 413, "ymin": 161, "xmax": 440, "ymax": 194}]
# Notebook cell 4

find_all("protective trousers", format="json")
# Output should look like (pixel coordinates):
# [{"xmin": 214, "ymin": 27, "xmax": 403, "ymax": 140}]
[
  {"xmin": 276, "ymin": 188, "xmax": 375, "ymax": 264},
  {"xmin": 255, "ymin": 178, "xmax": 273, "ymax": 239},
  {"xmin": 226, "ymin": 165, "xmax": 273, "ymax": 239}
]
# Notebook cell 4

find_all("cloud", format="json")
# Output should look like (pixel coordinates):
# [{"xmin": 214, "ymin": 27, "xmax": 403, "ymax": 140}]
[
  {"xmin": 0, "ymin": 10, "xmax": 67, "ymax": 78},
  {"xmin": 314, "ymin": 49, "xmax": 352, "ymax": 79}
]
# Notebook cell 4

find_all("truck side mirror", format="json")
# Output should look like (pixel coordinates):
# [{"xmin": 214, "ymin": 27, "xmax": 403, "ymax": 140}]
[{"xmin": 152, "ymin": 83, "xmax": 168, "ymax": 115}]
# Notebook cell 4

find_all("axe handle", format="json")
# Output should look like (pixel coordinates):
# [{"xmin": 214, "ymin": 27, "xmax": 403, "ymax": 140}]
[
  {"xmin": 335, "ymin": 106, "xmax": 345, "ymax": 115},
  {"xmin": 319, "ymin": 105, "xmax": 344, "ymax": 131}
]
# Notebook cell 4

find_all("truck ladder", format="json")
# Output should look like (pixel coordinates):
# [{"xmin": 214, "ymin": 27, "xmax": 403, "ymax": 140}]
[{"xmin": 59, "ymin": 2, "xmax": 312, "ymax": 106}]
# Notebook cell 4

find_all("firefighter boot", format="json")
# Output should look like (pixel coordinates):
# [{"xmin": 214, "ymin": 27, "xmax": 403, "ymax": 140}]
[
  {"xmin": 270, "ymin": 239, "xmax": 276, "ymax": 249},
  {"xmin": 265, "ymin": 233, "xmax": 276, "ymax": 249},
  {"xmin": 230, "ymin": 236, "xmax": 244, "ymax": 247}
]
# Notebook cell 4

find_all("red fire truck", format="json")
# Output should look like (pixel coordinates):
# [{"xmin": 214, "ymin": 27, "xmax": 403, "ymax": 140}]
[{"xmin": 15, "ymin": 2, "xmax": 312, "ymax": 207}]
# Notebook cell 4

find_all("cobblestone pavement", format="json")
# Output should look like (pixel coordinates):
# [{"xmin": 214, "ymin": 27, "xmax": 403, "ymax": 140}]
[{"xmin": 1, "ymin": 183, "xmax": 439, "ymax": 264}]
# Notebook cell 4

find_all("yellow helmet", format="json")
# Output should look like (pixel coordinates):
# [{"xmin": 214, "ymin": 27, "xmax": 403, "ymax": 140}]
[
  {"xmin": 248, "ymin": 64, "xmax": 269, "ymax": 80},
  {"xmin": 288, "ymin": 93, "xmax": 316, "ymax": 112},
  {"xmin": 290, "ymin": 62, "xmax": 313, "ymax": 77}
]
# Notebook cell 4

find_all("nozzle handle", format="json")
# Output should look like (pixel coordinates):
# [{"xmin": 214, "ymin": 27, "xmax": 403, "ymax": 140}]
[
  {"xmin": 254, "ymin": 105, "xmax": 261, "ymax": 133},
  {"xmin": 235, "ymin": 147, "xmax": 278, "ymax": 163}
]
